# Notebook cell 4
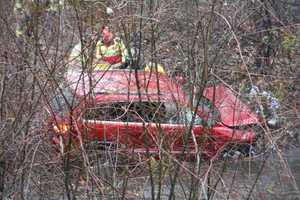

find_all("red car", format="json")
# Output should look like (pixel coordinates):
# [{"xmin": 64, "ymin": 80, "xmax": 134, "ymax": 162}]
[{"xmin": 47, "ymin": 70, "xmax": 260, "ymax": 159}]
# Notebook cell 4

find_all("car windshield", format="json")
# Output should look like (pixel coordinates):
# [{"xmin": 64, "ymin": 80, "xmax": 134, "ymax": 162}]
[
  {"xmin": 49, "ymin": 87, "xmax": 79, "ymax": 116},
  {"xmin": 83, "ymin": 102, "xmax": 204, "ymax": 125}
]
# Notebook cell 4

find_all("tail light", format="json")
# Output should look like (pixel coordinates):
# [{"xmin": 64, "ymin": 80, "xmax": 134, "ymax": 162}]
[{"xmin": 53, "ymin": 123, "xmax": 70, "ymax": 135}]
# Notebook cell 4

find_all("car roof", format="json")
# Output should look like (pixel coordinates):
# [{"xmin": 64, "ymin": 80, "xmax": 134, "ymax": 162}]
[{"xmin": 64, "ymin": 69, "xmax": 187, "ymax": 104}]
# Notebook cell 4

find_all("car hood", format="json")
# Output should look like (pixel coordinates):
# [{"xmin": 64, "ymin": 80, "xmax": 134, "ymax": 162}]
[{"xmin": 203, "ymin": 85, "xmax": 259, "ymax": 127}]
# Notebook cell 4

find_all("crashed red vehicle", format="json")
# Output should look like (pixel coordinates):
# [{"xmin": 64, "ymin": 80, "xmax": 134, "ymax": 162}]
[{"xmin": 47, "ymin": 70, "xmax": 260, "ymax": 159}]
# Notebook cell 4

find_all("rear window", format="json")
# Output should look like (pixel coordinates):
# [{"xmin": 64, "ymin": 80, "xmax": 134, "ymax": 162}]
[{"xmin": 83, "ymin": 102, "xmax": 204, "ymax": 125}]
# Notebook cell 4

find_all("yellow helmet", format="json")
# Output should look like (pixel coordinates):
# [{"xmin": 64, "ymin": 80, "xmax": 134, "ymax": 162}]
[{"xmin": 144, "ymin": 62, "xmax": 166, "ymax": 74}]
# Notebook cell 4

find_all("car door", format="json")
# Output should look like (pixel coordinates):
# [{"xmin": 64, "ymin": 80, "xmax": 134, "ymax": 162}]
[
  {"xmin": 81, "ymin": 102, "xmax": 156, "ymax": 149},
  {"xmin": 134, "ymin": 102, "xmax": 206, "ymax": 154}
]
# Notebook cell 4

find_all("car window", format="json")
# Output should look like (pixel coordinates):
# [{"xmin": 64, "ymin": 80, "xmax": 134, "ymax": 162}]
[
  {"xmin": 83, "ymin": 102, "xmax": 204, "ymax": 125},
  {"xmin": 84, "ymin": 103, "xmax": 129, "ymax": 121},
  {"xmin": 194, "ymin": 97, "xmax": 220, "ymax": 126},
  {"xmin": 165, "ymin": 103, "xmax": 203, "ymax": 125},
  {"xmin": 50, "ymin": 87, "xmax": 79, "ymax": 116},
  {"xmin": 84, "ymin": 102, "xmax": 165, "ymax": 123}
]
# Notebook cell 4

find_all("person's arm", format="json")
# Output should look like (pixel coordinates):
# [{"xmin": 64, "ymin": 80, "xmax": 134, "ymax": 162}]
[
  {"xmin": 95, "ymin": 41, "xmax": 103, "ymax": 61},
  {"xmin": 115, "ymin": 38, "xmax": 128, "ymax": 63}
]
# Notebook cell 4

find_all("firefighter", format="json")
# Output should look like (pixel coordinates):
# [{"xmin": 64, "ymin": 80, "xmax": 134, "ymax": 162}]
[{"xmin": 95, "ymin": 26, "xmax": 128, "ymax": 70}]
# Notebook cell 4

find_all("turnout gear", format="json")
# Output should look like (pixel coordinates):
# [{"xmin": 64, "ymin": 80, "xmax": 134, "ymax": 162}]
[
  {"xmin": 96, "ymin": 38, "xmax": 128, "ymax": 65},
  {"xmin": 95, "ymin": 27, "xmax": 128, "ymax": 70}
]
